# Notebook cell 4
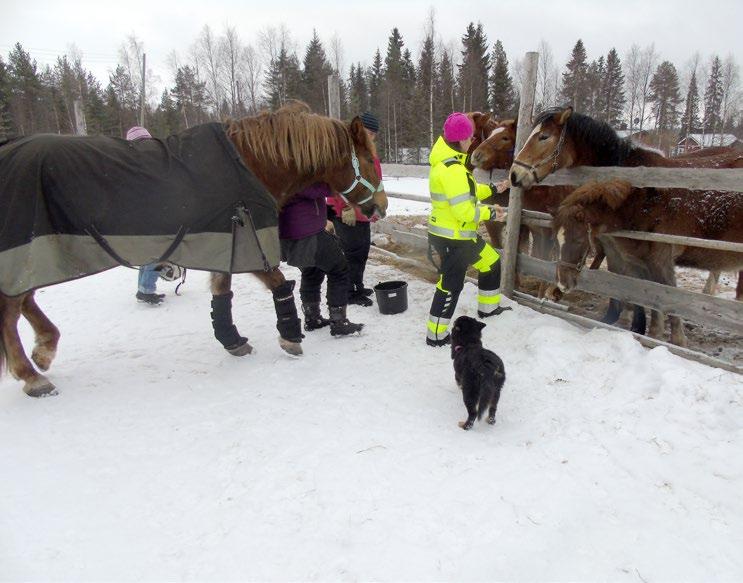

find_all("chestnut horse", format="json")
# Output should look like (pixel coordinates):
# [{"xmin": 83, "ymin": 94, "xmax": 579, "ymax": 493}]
[
  {"xmin": 0, "ymin": 104, "xmax": 385, "ymax": 396},
  {"xmin": 553, "ymin": 179, "xmax": 743, "ymax": 346},
  {"xmin": 509, "ymin": 106, "xmax": 743, "ymax": 190},
  {"xmin": 510, "ymin": 105, "xmax": 743, "ymax": 311}
]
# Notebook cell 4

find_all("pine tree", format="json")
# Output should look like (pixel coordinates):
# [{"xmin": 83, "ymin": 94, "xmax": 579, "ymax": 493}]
[
  {"xmin": 7, "ymin": 42, "xmax": 43, "ymax": 134},
  {"xmin": 703, "ymin": 55, "xmax": 724, "ymax": 139},
  {"xmin": 300, "ymin": 30, "xmax": 332, "ymax": 114},
  {"xmin": 106, "ymin": 65, "xmax": 138, "ymax": 135},
  {"xmin": 0, "ymin": 56, "xmax": 12, "ymax": 138},
  {"xmin": 489, "ymin": 40, "xmax": 515, "ymax": 116},
  {"xmin": 435, "ymin": 48, "xmax": 456, "ymax": 132},
  {"xmin": 560, "ymin": 39, "xmax": 590, "ymax": 112},
  {"xmin": 585, "ymin": 56, "xmax": 605, "ymax": 119},
  {"xmin": 264, "ymin": 45, "xmax": 302, "ymax": 110},
  {"xmin": 171, "ymin": 65, "xmax": 208, "ymax": 129},
  {"xmin": 347, "ymin": 63, "xmax": 369, "ymax": 116},
  {"xmin": 382, "ymin": 28, "xmax": 406, "ymax": 160},
  {"xmin": 601, "ymin": 48, "xmax": 625, "ymax": 127},
  {"xmin": 681, "ymin": 70, "xmax": 701, "ymax": 137},
  {"xmin": 83, "ymin": 75, "xmax": 108, "ymax": 136},
  {"xmin": 457, "ymin": 22, "xmax": 489, "ymax": 112},
  {"xmin": 649, "ymin": 60, "xmax": 681, "ymax": 131},
  {"xmin": 368, "ymin": 49, "xmax": 384, "ymax": 122},
  {"xmin": 151, "ymin": 89, "xmax": 181, "ymax": 136},
  {"xmin": 415, "ymin": 32, "xmax": 437, "ymax": 146}
]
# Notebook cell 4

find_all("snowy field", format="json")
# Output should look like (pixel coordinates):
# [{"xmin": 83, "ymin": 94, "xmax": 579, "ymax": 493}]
[{"xmin": 1, "ymin": 261, "xmax": 742, "ymax": 581}]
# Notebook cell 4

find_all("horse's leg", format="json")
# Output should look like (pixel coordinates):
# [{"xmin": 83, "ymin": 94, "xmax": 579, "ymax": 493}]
[
  {"xmin": 483, "ymin": 221, "xmax": 503, "ymax": 249},
  {"xmin": 253, "ymin": 268, "xmax": 303, "ymax": 356},
  {"xmin": 209, "ymin": 272, "xmax": 253, "ymax": 356},
  {"xmin": 703, "ymin": 271, "xmax": 720, "ymax": 295},
  {"xmin": 21, "ymin": 291, "xmax": 60, "ymax": 371},
  {"xmin": 0, "ymin": 294, "xmax": 56, "ymax": 397},
  {"xmin": 647, "ymin": 248, "xmax": 687, "ymax": 347}
]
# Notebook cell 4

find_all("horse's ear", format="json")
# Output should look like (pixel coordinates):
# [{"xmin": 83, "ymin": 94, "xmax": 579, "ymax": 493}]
[
  {"xmin": 349, "ymin": 116, "xmax": 366, "ymax": 144},
  {"xmin": 480, "ymin": 112, "xmax": 491, "ymax": 127},
  {"xmin": 555, "ymin": 107, "xmax": 573, "ymax": 126},
  {"xmin": 477, "ymin": 321, "xmax": 486, "ymax": 331}
]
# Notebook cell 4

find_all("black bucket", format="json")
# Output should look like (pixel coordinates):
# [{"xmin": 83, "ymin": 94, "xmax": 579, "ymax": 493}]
[{"xmin": 374, "ymin": 281, "xmax": 409, "ymax": 315}]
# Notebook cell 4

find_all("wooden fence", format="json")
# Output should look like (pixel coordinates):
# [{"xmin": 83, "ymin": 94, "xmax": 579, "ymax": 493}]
[{"xmin": 376, "ymin": 50, "xmax": 743, "ymax": 375}]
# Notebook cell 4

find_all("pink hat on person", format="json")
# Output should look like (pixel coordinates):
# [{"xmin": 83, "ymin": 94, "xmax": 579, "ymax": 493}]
[
  {"xmin": 443, "ymin": 112, "xmax": 474, "ymax": 142},
  {"xmin": 126, "ymin": 126, "xmax": 152, "ymax": 141}
]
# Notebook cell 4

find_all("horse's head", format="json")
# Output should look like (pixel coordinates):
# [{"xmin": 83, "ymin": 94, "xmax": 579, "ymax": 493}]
[
  {"xmin": 510, "ymin": 106, "xmax": 574, "ymax": 189},
  {"xmin": 470, "ymin": 118, "xmax": 517, "ymax": 170},
  {"xmin": 328, "ymin": 116, "xmax": 387, "ymax": 219}
]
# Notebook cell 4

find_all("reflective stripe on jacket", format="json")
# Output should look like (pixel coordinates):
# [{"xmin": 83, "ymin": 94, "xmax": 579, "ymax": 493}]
[{"xmin": 427, "ymin": 136, "xmax": 493, "ymax": 241}]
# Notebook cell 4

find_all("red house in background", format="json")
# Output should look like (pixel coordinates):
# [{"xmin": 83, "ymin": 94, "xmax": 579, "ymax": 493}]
[{"xmin": 676, "ymin": 133, "xmax": 743, "ymax": 154}]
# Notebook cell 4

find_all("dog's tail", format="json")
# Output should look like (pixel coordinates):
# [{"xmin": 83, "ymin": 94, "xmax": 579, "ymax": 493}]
[{"xmin": 477, "ymin": 365, "xmax": 506, "ymax": 421}]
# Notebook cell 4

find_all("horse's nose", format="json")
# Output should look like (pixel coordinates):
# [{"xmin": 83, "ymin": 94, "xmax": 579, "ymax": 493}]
[
  {"xmin": 470, "ymin": 151, "xmax": 481, "ymax": 166},
  {"xmin": 510, "ymin": 170, "xmax": 520, "ymax": 186}
]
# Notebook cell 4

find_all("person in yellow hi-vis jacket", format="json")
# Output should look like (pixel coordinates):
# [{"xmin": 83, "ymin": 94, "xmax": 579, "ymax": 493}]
[{"xmin": 426, "ymin": 112, "xmax": 511, "ymax": 347}]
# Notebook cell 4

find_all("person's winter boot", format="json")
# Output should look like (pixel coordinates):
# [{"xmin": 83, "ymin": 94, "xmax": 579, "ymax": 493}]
[
  {"xmin": 348, "ymin": 287, "xmax": 373, "ymax": 307},
  {"xmin": 136, "ymin": 291, "xmax": 165, "ymax": 305},
  {"xmin": 329, "ymin": 305, "xmax": 364, "ymax": 336},
  {"xmin": 477, "ymin": 305, "xmax": 512, "ymax": 318},
  {"xmin": 302, "ymin": 301, "xmax": 331, "ymax": 331},
  {"xmin": 357, "ymin": 284, "xmax": 374, "ymax": 297}
]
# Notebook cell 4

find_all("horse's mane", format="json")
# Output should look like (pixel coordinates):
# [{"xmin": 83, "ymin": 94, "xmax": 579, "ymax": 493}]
[
  {"xmin": 225, "ymin": 102, "xmax": 356, "ymax": 174},
  {"xmin": 555, "ymin": 179, "xmax": 634, "ymax": 228},
  {"xmin": 536, "ymin": 107, "xmax": 634, "ymax": 165}
]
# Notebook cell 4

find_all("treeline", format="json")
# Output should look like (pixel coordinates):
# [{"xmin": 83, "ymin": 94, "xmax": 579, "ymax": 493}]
[{"xmin": 1, "ymin": 18, "xmax": 741, "ymax": 160}]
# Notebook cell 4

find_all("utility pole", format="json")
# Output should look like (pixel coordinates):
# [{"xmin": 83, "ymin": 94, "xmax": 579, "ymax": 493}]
[{"xmin": 139, "ymin": 53, "xmax": 146, "ymax": 127}]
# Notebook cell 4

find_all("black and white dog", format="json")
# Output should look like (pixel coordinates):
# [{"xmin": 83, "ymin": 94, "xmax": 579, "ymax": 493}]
[{"xmin": 450, "ymin": 315, "xmax": 506, "ymax": 430}]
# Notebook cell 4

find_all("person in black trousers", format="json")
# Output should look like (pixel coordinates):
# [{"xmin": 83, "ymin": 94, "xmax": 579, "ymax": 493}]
[{"xmin": 326, "ymin": 111, "xmax": 382, "ymax": 307}]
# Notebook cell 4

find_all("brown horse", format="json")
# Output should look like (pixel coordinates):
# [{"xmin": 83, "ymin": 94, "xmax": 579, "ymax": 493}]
[
  {"xmin": 553, "ymin": 179, "xmax": 743, "ymax": 345},
  {"xmin": 0, "ymin": 104, "xmax": 385, "ymax": 397},
  {"xmin": 510, "ymin": 105, "xmax": 743, "ymax": 190},
  {"xmin": 511, "ymin": 105, "xmax": 743, "ymax": 307}
]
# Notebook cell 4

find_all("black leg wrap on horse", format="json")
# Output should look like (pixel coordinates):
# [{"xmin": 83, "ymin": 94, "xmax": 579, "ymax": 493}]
[
  {"xmin": 273, "ymin": 280, "xmax": 303, "ymax": 343},
  {"xmin": 211, "ymin": 291, "xmax": 247, "ymax": 350}
]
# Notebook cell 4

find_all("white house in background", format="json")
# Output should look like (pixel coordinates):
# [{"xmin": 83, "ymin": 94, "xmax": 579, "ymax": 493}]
[{"xmin": 676, "ymin": 133, "xmax": 743, "ymax": 154}]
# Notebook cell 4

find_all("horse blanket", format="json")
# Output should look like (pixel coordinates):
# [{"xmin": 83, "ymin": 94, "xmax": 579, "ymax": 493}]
[{"xmin": 0, "ymin": 122, "xmax": 280, "ymax": 296}]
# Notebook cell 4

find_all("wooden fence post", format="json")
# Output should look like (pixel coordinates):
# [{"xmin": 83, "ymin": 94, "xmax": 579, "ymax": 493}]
[
  {"xmin": 500, "ymin": 51, "xmax": 539, "ymax": 298},
  {"xmin": 73, "ymin": 99, "xmax": 87, "ymax": 136},
  {"xmin": 327, "ymin": 74, "xmax": 341, "ymax": 119}
]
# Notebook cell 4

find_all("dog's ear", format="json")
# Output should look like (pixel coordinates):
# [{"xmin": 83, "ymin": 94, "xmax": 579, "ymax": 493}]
[{"xmin": 477, "ymin": 321, "xmax": 486, "ymax": 331}]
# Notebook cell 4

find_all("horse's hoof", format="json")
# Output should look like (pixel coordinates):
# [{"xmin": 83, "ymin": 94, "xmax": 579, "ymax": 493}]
[
  {"xmin": 23, "ymin": 376, "xmax": 58, "ymax": 398},
  {"xmin": 487, "ymin": 416, "xmax": 496, "ymax": 425},
  {"xmin": 226, "ymin": 339, "xmax": 253, "ymax": 356},
  {"xmin": 279, "ymin": 337, "xmax": 303, "ymax": 356},
  {"xmin": 32, "ymin": 346, "xmax": 56, "ymax": 371}
]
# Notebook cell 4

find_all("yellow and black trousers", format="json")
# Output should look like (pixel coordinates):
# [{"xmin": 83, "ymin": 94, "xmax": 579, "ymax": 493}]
[{"xmin": 426, "ymin": 233, "xmax": 502, "ymax": 344}]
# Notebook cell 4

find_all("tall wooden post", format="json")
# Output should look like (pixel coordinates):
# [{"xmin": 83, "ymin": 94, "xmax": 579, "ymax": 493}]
[
  {"xmin": 327, "ymin": 74, "xmax": 341, "ymax": 119},
  {"xmin": 500, "ymin": 51, "xmax": 539, "ymax": 297},
  {"xmin": 139, "ymin": 53, "xmax": 146, "ymax": 127},
  {"xmin": 73, "ymin": 99, "xmax": 87, "ymax": 136}
]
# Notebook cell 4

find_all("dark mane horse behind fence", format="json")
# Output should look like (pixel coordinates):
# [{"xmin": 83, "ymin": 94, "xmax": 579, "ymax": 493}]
[{"xmin": 0, "ymin": 103, "xmax": 386, "ymax": 397}]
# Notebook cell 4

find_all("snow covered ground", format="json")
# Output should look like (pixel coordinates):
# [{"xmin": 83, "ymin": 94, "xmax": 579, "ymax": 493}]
[{"xmin": 1, "ymin": 261, "xmax": 742, "ymax": 581}]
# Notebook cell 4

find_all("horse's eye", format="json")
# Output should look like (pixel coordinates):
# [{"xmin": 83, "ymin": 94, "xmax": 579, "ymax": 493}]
[
  {"xmin": 502, "ymin": 136, "xmax": 510, "ymax": 141},
  {"xmin": 539, "ymin": 133, "xmax": 550, "ymax": 141}
]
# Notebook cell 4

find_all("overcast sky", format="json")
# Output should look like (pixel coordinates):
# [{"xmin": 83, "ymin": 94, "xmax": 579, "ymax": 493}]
[{"xmin": 3, "ymin": 0, "xmax": 741, "ymax": 95}]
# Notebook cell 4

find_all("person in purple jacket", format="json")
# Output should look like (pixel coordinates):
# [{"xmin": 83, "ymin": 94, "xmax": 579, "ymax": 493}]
[{"xmin": 279, "ymin": 182, "xmax": 363, "ymax": 336}]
